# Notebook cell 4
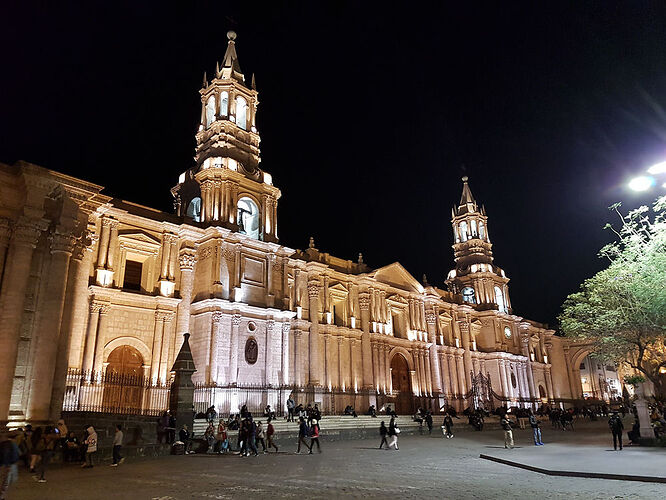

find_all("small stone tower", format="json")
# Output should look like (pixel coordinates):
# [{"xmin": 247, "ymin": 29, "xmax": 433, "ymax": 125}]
[{"xmin": 445, "ymin": 176, "xmax": 511, "ymax": 313}]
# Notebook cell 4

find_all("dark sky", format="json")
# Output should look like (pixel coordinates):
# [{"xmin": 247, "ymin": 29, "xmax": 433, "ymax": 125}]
[{"xmin": 3, "ymin": 2, "xmax": 666, "ymax": 326}]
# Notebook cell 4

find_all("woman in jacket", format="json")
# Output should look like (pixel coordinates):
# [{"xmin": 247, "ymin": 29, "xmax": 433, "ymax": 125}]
[
  {"xmin": 82, "ymin": 426, "xmax": 97, "ymax": 468},
  {"xmin": 308, "ymin": 422, "xmax": 321, "ymax": 454},
  {"xmin": 379, "ymin": 421, "xmax": 388, "ymax": 449},
  {"xmin": 255, "ymin": 422, "xmax": 266, "ymax": 453}
]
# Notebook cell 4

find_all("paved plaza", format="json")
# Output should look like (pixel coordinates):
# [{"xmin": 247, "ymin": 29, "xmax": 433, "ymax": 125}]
[{"xmin": 9, "ymin": 423, "xmax": 666, "ymax": 499}]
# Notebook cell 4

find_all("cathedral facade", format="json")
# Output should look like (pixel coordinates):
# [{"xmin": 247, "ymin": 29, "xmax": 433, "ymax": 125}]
[{"xmin": 1, "ymin": 32, "xmax": 589, "ymax": 426}]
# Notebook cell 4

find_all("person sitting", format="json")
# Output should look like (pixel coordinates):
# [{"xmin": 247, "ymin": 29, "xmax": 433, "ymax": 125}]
[
  {"xmin": 384, "ymin": 405, "xmax": 396, "ymax": 417},
  {"xmin": 204, "ymin": 422, "xmax": 216, "ymax": 453},
  {"xmin": 367, "ymin": 405, "xmax": 377, "ymax": 417},
  {"xmin": 227, "ymin": 414, "xmax": 240, "ymax": 431},
  {"xmin": 179, "ymin": 425, "xmax": 193, "ymax": 454},
  {"xmin": 627, "ymin": 420, "xmax": 641, "ymax": 444},
  {"xmin": 205, "ymin": 406, "xmax": 217, "ymax": 423},
  {"xmin": 263, "ymin": 405, "xmax": 276, "ymax": 419},
  {"xmin": 63, "ymin": 431, "xmax": 80, "ymax": 462},
  {"xmin": 344, "ymin": 405, "xmax": 358, "ymax": 418}
]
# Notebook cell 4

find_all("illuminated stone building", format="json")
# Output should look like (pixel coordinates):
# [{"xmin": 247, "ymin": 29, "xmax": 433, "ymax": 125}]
[{"xmin": 0, "ymin": 32, "xmax": 601, "ymax": 426}]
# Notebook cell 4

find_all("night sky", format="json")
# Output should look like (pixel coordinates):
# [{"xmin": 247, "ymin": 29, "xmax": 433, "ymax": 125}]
[{"xmin": 3, "ymin": 2, "xmax": 666, "ymax": 326}]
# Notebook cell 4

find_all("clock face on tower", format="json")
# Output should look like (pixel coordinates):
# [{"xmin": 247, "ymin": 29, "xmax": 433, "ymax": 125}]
[{"xmin": 504, "ymin": 326, "xmax": 512, "ymax": 339}]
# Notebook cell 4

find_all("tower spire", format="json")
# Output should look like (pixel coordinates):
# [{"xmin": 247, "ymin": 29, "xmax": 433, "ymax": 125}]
[
  {"xmin": 456, "ymin": 176, "xmax": 478, "ymax": 215},
  {"xmin": 221, "ymin": 30, "xmax": 244, "ymax": 82}
]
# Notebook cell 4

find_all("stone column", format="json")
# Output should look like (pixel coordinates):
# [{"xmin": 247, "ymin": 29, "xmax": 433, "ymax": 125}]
[
  {"xmin": 293, "ymin": 330, "xmax": 303, "ymax": 386},
  {"xmin": 151, "ymin": 311, "xmax": 166, "ymax": 382},
  {"xmin": 229, "ymin": 314, "xmax": 241, "ymax": 385},
  {"xmin": 424, "ymin": 349, "xmax": 433, "ymax": 396},
  {"xmin": 378, "ymin": 343, "xmax": 387, "ymax": 393},
  {"xmin": 545, "ymin": 342, "xmax": 556, "ymax": 400},
  {"xmin": 0, "ymin": 218, "xmax": 12, "ymax": 285},
  {"xmin": 26, "ymin": 229, "xmax": 76, "ymax": 421},
  {"xmin": 307, "ymin": 281, "xmax": 321, "ymax": 386},
  {"xmin": 92, "ymin": 304, "xmax": 111, "ymax": 374},
  {"xmin": 106, "ymin": 220, "xmax": 119, "ymax": 273},
  {"xmin": 159, "ymin": 312, "xmax": 174, "ymax": 383},
  {"xmin": 371, "ymin": 342, "xmax": 379, "ymax": 390},
  {"xmin": 350, "ymin": 338, "xmax": 358, "ymax": 391},
  {"xmin": 176, "ymin": 248, "xmax": 196, "ymax": 340},
  {"xmin": 459, "ymin": 321, "xmax": 473, "ymax": 393},
  {"xmin": 425, "ymin": 310, "xmax": 442, "ymax": 393},
  {"xmin": 281, "ymin": 323, "xmax": 290, "ymax": 385},
  {"xmin": 384, "ymin": 344, "xmax": 391, "ymax": 394},
  {"xmin": 0, "ymin": 219, "xmax": 43, "ymax": 424},
  {"xmin": 51, "ymin": 238, "xmax": 92, "ymax": 418},
  {"xmin": 96, "ymin": 218, "xmax": 112, "ymax": 269},
  {"xmin": 223, "ymin": 245, "xmax": 236, "ymax": 301},
  {"xmin": 209, "ymin": 312, "xmax": 223, "ymax": 384},
  {"xmin": 545, "ymin": 366, "xmax": 555, "ymax": 402},
  {"xmin": 439, "ymin": 352, "xmax": 449, "ymax": 396},
  {"xmin": 82, "ymin": 302, "xmax": 102, "ymax": 374},
  {"xmin": 337, "ymin": 336, "xmax": 345, "ymax": 389},
  {"xmin": 265, "ymin": 320, "xmax": 275, "ymax": 387},
  {"xmin": 359, "ymin": 292, "xmax": 373, "ymax": 388},
  {"xmin": 455, "ymin": 353, "xmax": 466, "ymax": 396},
  {"xmin": 447, "ymin": 352, "xmax": 457, "ymax": 396}
]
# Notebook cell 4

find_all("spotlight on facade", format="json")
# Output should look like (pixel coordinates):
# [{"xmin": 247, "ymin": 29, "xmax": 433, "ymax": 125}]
[{"xmin": 628, "ymin": 176, "xmax": 654, "ymax": 192}]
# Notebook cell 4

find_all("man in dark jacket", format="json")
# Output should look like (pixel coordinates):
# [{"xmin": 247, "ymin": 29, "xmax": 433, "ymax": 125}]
[
  {"xmin": 500, "ymin": 416, "xmax": 514, "ymax": 449},
  {"xmin": 608, "ymin": 412, "xmax": 624, "ymax": 450},
  {"xmin": 297, "ymin": 417, "xmax": 310, "ymax": 454},
  {"xmin": 529, "ymin": 411, "xmax": 544, "ymax": 446}
]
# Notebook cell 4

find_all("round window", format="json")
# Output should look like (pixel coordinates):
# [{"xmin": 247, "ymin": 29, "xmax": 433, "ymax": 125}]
[
  {"xmin": 504, "ymin": 326, "xmax": 512, "ymax": 339},
  {"xmin": 245, "ymin": 337, "xmax": 258, "ymax": 364},
  {"xmin": 247, "ymin": 321, "xmax": 257, "ymax": 332}
]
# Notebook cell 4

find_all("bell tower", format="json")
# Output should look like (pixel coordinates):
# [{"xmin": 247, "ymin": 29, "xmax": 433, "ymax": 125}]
[
  {"xmin": 445, "ymin": 176, "xmax": 511, "ymax": 313},
  {"xmin": 172, "ymin": 31, "xmax": 280, "ymax": 242}
]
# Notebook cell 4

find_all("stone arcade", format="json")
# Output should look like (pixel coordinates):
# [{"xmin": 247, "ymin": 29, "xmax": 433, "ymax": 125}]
[{"xmin": 0, "ymin": 32, "xmax": 599, "ymax": 426}]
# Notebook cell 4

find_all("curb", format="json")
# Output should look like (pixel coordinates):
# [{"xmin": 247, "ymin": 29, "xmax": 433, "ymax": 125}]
[{"xmin": 479, "ymin": 454, "xmax": 666, "ymax": 484}]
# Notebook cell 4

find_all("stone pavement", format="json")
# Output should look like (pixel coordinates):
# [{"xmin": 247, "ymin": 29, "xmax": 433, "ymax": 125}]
[{"xmin": 9, "ymin": 421, "xmax": 666, "ymax": 499}]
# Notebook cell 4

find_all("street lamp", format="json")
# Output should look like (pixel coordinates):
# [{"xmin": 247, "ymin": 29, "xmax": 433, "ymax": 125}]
[{"xmin": 628, "ymin": 161, "xmax": 666, "ymax": 191}]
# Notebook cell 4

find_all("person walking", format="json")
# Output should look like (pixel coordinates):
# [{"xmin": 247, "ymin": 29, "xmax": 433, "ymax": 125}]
[
  {"xmin": 425, "ymin": 411, "xmax": 433, "ymax": 434},
  {"xmin": 529, "ymin": 411, "xmax": 544, "ymax": 446},
  {"xmin": 246, "ymin": 418, "xmax": 259, "ymax": 457},
  {"xmin": 111, "ymin": 425, "xmax": 124, "ymax": 466},
  {"xmin": 388, "ymin": 417, "xmax": 400, "ymax": 450},
  {"xmin": 296, "ymin": 417, "xmax": 310, "ymax": 454},
  {"xmin": 82, "ymin": 426, "xmax": 98, "ymax": 468},
  {"xmin": 379, "ymin": 421, "xmax": 389, "ymax": 449},
  {"xmin": 287, "ymin": 397, "xmax": 296, "ymax": 422},
  {"xmin": 442, "ymin": 414, "xmax": 454, "ymax": 438},
  {"xmin": 266, "ymin": 418, "xmax": 279, "ymax": 453},
  {"xmin": 255, "ymin": 422, "xmax": 267, "ymax": 453},
  {"xmin": 1, "ymin": 430, "xmax": 20, "ymax": 496},
  {"xmin": 308, "ymin": 422, "xmax": 321, "ymax": 454},
  {"xmin": 608, "ymin": 412, "xmax": 624, "ymax": 450},
  {"xmin": 500, "ymin": 415, "xmax": 514, "ymax": 449}
]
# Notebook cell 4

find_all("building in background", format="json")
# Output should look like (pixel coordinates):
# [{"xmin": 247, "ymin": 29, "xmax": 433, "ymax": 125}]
[{"xmin": 0, "ymin": 32, "xmax": 616, "ymax": 426}]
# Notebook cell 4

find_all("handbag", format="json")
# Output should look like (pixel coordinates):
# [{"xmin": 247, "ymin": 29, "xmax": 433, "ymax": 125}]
[{"xmin": 395, "ymin": 426, "xmax": 401, "ymax": 434}]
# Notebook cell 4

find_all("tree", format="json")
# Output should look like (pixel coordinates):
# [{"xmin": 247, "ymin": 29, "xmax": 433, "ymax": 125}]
[{"xmin": 559, "ymin": 196, "xmax": 666, "ymax": 397}]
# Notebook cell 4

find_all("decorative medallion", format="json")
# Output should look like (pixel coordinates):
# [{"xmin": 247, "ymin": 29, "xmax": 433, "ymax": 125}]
[
  {"xmin": 247, "ymin": 321, "xmax": 257, "ymax": 332},
  {"xmin": 245, "ymin": 337, "xmax": 258, "ymax": 365},
  {"xmin": 504, "ymin": 326, "xmax": 512, "ymax": 339}
]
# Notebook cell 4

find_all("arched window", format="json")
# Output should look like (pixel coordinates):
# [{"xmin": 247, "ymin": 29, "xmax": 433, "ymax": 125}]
[
  {"xmin": 237, "ymin": 197, "xmax": 260, "ymax": 239},
  {"xmin": 186, "ymin": 197, "xmax": 201, "ymax": 222},
  {"xmin": 454, "ymin": 226, "xmax": 460, "ymax": 243},
  {"xmin": 220, "ymin": 91, "xmax": 229, "ymax": 116},
  {"xmin": 479, "ymin": 222, "xmax": 485, "ymax": 240},
  {"xmin": 462, "ymin": 286, "xmax": 476, "ymax": 304},
  {"xmin": 470, "ymin": 219, "xmax": 477, "ymax": 237},
  {"xmin": 495, "ymin": 286, "xmax": 507, "ymax": 313},
  {"xmin": 236, "ymin": 96, "xmax": 247, "ymax": 130},
  {"xmin": 205, "ymin": 96, "xmax": 216, "ymax": 128},
  {"xmin": 459, "ymin": 221, "xmax": 468, "ymax": 242}
]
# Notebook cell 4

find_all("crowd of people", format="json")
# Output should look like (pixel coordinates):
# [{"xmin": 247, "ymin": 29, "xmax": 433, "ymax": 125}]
[{"xmin": 0, "ymin": 416, "xmax": 123, "ymax": 496}]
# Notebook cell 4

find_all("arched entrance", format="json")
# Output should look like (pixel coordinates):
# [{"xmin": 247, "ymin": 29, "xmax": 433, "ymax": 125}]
[
  {"xmin": 390, "ymin": 354, "xmax": 413, "ymax": 414},
  {"xmin": 102, "ymin": 346, "xmax": 144, "ymax": 412}
]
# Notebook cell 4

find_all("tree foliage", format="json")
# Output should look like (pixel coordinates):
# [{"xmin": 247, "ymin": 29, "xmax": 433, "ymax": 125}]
[{"xmin": 559, "ymin": 196, "xmax": 666, "ymax": 396}]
